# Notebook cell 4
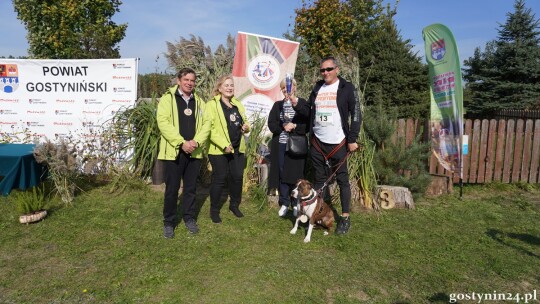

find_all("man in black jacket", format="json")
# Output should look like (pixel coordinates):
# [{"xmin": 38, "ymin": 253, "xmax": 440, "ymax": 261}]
[{"xmin": 308, "ymin": 56, "xmax": 361, "ymax": 235}]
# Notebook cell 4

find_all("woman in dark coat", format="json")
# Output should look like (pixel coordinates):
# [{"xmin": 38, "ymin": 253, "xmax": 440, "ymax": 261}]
[{"xmin": 267, "ymin": 78, "xmax": 310, "ymax": 217}]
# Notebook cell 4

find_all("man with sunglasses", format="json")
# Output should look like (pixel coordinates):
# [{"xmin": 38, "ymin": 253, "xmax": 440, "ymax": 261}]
[{"xmin": 308, "ymin": 56, "xmax": 361, "ymax": 235}]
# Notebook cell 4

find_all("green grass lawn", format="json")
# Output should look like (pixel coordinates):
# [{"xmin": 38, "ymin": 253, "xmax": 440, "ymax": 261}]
[{"xmin": 1, "ymin": 182, "xmax": 539, "ymax": 303}]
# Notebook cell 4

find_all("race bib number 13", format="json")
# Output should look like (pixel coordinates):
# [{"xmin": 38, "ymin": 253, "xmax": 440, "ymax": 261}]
[{"xmin": 316, "ymin": 112, "xmax": 333, "ymax": 126}]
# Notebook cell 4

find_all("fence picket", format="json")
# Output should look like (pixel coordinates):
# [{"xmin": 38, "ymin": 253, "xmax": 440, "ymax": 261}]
[
  {"xmin": 520, "ymin": 120, "xmax": 534, "ymax": 182},
  {"xmin": 512, "ymin": 120, "xmax": 525, "ymax": 182},
  {"xmin": 529, "ymin": 120, "xmax": 540, "ymax": 183},
  {"xmin": 468, "ymin": 120, "xmax": 481, "ymax": 183},
  {"xmin": 477, "ymin": 120, "xmax": 489, "ymax": 183},
  {"xmin": 493, "ymin": 120, "xmax": 507, "ymax": 182},
  {"xmin": 406, "ymin": 119, "xmax": 415, "ymax": 146},
  {"xmin": 502, "ymin": 120, "xmax": 515, "ymax": 183},
  {"xmin": 484, "ymin": 119, "xmax": 497, "ymax": 183}
]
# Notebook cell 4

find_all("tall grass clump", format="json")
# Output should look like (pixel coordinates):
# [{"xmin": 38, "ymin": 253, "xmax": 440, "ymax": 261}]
[
  {"xmin": 243, "ymin": 113, "xmax": 268, "ymax": 192},
  {"xmin": 110, "ymin": 100, "xmax": 160, "ymax": 179},
  {"xmin": 33, "ymin": 139, "xmax": 79, "ymax": 205},
  {"xmin": 164, "ymin": 34, "xmax": 235, "ymax": 103},
  {"xmin": 337, "ymin": 52, "xmax": 378, "ymax": 209},
  {"xmin": 347, "ymin": 130, "xmax": 377, "ymax": 209}
]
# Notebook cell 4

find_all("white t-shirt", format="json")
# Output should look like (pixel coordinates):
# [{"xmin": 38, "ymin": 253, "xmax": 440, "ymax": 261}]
[{"xmin": 313, "ymin": 80, "xmax": 345, "ymax": 144}]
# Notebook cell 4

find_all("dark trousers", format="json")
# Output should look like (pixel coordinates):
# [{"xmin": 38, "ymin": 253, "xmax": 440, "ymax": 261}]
[
  {"xmin": 163, "ymin": 152, "xmax": 201, "ymax": 226},
  {"xmin": 310, "ymin": 138, "xmax": 351, "ymax": 213},
  {"xmin": 209, "ymin": 153, "xmax": 246, "ymax": 213},
  {"xmin": 278, "ymin": 143, "xmax": 294, "ymax": 207}
]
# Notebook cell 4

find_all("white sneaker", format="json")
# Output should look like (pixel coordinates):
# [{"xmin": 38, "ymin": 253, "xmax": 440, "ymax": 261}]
[
  {"xmin": 278, "ymin": 205, "xmax": 288, "ymax": 217},
  {"xmin": 293, "ymin": 206, "xmax": 298, "ymax": 217}
]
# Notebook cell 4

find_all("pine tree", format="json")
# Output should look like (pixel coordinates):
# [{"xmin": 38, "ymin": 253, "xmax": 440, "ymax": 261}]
[
  {"xmin": 463, "ymin": 0, "xmax": 540, "ymax": 115},
  {"xmin": 356, "ymin": 10, "xmax": 429, "ymax": 119},
  {"xmin": 292, "ymin": 0, "xmax": 430, "ymax": 119},
  {"xmin": 363, "ymin": 99, "xmax": 432, "ymax": 197}
]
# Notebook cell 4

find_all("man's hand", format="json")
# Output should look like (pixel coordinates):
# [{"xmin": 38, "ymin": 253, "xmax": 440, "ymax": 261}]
[
  {"xmin": 224, "ymin": 145, "xmax": 233, "ymax": 153},
  {"xmin": 181, "ymin": 140, "xmax": 198, "ymax": 154},
  {"xmin": 348, "ymin": 142, "xmax": 359, "ymax": 152}
]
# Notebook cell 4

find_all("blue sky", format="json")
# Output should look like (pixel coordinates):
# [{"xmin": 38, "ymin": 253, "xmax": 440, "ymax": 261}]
[{"xmin": 1, "ymin": 0, "xmax": 539, "ymax": 74}]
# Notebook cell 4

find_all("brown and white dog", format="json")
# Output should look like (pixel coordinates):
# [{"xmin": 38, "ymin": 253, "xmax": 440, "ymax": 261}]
[{"xmin": 290, "ymin": 179, "xmax": 334, "ymax": 243}]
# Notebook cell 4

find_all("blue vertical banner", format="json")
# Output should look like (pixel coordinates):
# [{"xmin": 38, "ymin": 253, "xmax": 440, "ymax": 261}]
[{"xmin": 422, "ymin": 23, "xmax": 464, "ymax": 179}]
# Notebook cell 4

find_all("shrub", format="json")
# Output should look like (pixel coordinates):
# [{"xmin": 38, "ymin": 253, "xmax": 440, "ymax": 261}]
[{"xmin": 11, "ymin": 185, "xmax": 47, "ymax": 215}]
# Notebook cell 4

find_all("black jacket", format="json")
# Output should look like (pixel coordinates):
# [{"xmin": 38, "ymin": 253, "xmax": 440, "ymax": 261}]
[
  {"xmin": 267, "ymin": 97, "xmax": 309, "ymax": 190},
  {"xmin": 308, "ymin": 76, "xmax": 362, "ymax": 144}
]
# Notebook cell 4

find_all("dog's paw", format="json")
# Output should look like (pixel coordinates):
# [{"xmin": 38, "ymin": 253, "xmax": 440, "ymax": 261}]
[
  {"xmin": 290, "ymin": 228, "xmax": 297, "ymax": 235},
  {"xmin": 323, "ymin": 231, "xmax": 329, "ymax": 236},
  {"xmin": 303, "ymin": 237, "xmax": 311, "ymax": 243}
]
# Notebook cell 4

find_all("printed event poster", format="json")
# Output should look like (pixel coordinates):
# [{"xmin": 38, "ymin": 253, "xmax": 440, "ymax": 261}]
[
  {"xmin": 232, "ymin": 31, "xmax": 299, "ymax": 122},
  {"xmin": 0, "ymin": 58, "xmax": 138, "ymax": 143},
  {"xmin": 422, "ymin": 24, "xmax": 464, "ymax": 177}
]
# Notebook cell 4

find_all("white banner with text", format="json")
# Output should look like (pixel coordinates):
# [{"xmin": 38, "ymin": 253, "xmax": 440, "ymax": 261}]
[{"xmin": 0, "ymin": 58, "xmax": 138, "ymax": 143}]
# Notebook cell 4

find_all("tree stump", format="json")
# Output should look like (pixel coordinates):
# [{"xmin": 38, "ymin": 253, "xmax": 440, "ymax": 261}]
[{"xmin": 375, "ymin": 185, "xmax": 415, "ymax": 209}]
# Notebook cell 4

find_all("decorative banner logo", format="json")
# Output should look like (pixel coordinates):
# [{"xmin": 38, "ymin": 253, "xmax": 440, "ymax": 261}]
[
  {"xmin": 241, "ymin": 93, "xmax": 275, "ymax": 121},
  {"xmin": 0, "ymin": 109, "xmax": 18, "ymax": 115},
  {"xmin": 112, "ymin": 63, "xmax": 132, "ymax": 69},
  {"xmin": 247, "ymin": 54, "xmax": 280, "ymax": 90},
  {"xmin": 0, "ymin": 64, "xmax": 19, "ymax": 93},
  {"xmin": 84, "ymin": 98, "xmax": 102, "ymax": 104},
  {"xmin": 431, "ymin": 39, "xmax": 446, "ymax": 61},
  {"xmin": 113, "ymin": 87, "xmax": 131, "ymax": 93},
  {"xmin": 28, "ymin": 98, "xmax": 46, "ymax": 104}
]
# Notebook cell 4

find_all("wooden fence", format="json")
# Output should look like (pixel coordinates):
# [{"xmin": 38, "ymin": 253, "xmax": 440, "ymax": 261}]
[
  {"xmin": 396, "ymin": 118, "xmax": 540, "ymax": 184},
  {"xmin": 469, "ymin": 109, "xmax": 540, "ymax": 120}
]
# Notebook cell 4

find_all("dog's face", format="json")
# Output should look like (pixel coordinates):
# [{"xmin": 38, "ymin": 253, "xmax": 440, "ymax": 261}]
[{"xmin": 291, "ymin": 179, "xmax": 313, "ymax": 199}]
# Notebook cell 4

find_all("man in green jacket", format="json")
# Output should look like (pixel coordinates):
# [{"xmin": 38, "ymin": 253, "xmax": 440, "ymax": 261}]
[{"xmin": 157, "ymin": 68, "xmax": 211, "ymax": 238}]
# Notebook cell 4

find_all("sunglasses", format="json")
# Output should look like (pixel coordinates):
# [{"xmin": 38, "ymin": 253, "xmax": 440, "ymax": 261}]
[{"xmin": 319, "ymin": 67, "xmax": 337, "ymax": 73}]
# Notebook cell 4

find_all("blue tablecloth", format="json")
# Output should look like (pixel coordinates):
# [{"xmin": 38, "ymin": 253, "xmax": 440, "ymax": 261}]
[{"xmin": 0, "ymin": 144, "xmax": 45, "ymax": 196}]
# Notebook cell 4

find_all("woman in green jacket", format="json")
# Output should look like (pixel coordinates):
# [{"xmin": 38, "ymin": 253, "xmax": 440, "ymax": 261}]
[{"xmin": 207, "ymin": 75, "xmax": 250, "ymax": 223}]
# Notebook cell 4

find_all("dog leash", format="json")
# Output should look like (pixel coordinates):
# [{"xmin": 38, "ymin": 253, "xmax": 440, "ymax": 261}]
[
  {"xmin": 311, "ymin": 136, "xmax": 346, "ymax": 168},
  {"xmin": 316, "ymin": 151, "xmax": 351, "ymax": 198}
]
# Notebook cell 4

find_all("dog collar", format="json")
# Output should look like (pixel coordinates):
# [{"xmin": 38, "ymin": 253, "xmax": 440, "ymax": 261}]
[{"xmin": 301, "ymin": 189, "xmax": 317, "ymax": 206}]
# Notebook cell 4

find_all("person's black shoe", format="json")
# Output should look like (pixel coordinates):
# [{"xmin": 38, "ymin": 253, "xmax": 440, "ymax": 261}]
[
  {"xmin": 229, "ymin": 206, "xmax": 244, "ymax": 218},
  {"xmin": 184, "ymin": 218, "xmax": 199, "ymax": 234},
  {"xmin": 336, "ymin": 216, "xmax": 350, "ymax": 235},
  {"xmin": 210, "ymin": 212, "xmax": 222, "ymax": 224},
  {"xmin": 163, "ymin": 225, "xmax": 175, "ymax": 239}
]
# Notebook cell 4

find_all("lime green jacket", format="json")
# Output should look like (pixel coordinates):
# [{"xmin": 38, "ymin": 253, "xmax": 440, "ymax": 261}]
[
  {"xmin": 207, "ymin": 95, "xmax": 250, "ymax": 155},
  {"xmin": 157, "ymin": 85, "xmax": 211, "ymax": 160}
]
